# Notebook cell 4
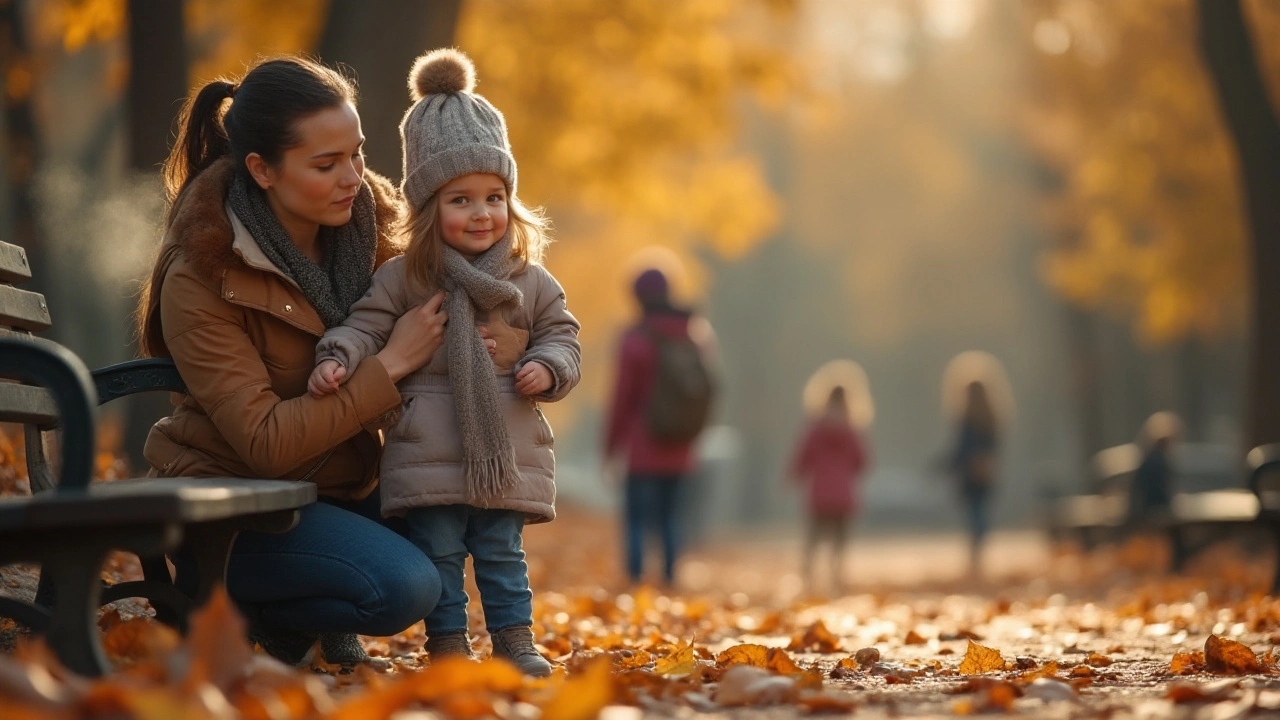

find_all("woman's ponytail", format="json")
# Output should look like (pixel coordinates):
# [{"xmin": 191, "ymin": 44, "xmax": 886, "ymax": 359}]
[{"xmin": 162, "ymin": 80, "xmax": 235, "ymax": 204}]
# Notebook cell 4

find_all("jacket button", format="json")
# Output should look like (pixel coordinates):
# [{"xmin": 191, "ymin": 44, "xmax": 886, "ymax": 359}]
[
  {"xmin": 284, "ymin": 304, "xmax": 293, "ymax": 312},
  {"xmin": 227, "ymin": 291, "xmax": 235, "ymax": 299}
]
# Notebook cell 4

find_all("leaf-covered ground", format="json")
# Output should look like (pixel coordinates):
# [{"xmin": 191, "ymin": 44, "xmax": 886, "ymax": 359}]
[{"xmin": 5, "ymin": 501, "xmax": 1280, "ymax": 719}]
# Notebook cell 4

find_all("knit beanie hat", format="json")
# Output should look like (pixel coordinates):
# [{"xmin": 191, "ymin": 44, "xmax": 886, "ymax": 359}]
[
  {"xmin": 633, "ymin": 268, "xmax": 670, "ymax": 302},
  {"xmin": 400, "ymin": 48, "xmax": 517, "ymax": 211}
]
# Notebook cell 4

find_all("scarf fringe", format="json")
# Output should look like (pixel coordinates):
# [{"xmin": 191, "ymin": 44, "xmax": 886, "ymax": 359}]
[{"xmin": 464, "ymin": 451, "xmax": 521, "ymax": 506}]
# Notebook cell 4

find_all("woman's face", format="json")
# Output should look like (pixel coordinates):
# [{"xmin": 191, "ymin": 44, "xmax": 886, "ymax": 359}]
[
  {"xmin": 437, "ymin": 172, "xmax": 509, "ymax": 259},
  {"xmin": 249, "ymin": 102, "xmax": 365, "ymax": 233}
]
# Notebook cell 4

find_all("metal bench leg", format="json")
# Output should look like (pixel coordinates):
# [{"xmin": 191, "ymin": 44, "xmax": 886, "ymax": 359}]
[
  {"xmin": 41, "ymin": 548, "xmax": 110, "ymax": 677},
  {"xmin": 182, "ymin": 511, "xmax": 300, "ymax": 607},
  {"xmin": 0, "ymin": 596, "xmax": 50, "ymax": 632}
]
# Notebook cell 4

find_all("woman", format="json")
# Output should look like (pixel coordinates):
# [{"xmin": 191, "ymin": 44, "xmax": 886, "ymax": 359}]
[
  {"xmin": 950, "ymin": 380, "xmax": 1000, "ymax": 578},
  {"xmin": 137, "ymin": 56, "xmax": 457, "ymax": 668}
]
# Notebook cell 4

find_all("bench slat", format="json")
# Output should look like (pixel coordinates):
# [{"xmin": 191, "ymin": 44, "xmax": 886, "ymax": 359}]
[
  {"xmin": 0, "ymin": 243, "xmax": 32, "ymax": 283},
  {"xmin": 0, "ymin": 285, "xmax": 51, "ymax": 332},
  {"xmin": 0, "ymin": 478, "xmax": 316, "ymax": 531},
  {"xmin": 0, "ymin": 382, "xmax": 58, "ymax": 426}
]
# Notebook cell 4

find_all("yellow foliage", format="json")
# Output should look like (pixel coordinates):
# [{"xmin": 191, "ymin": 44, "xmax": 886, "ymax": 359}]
[
  {"xmin": 185, "ymin": 0, "xmax": 327, "ymax": 84},
  {"xmin": 1025, "ymin": 0, "xmax": 1280, "ymax": 343},
  {"xmin": 457, "ymin": 0, "xmax": 799, "ymax": 403}
]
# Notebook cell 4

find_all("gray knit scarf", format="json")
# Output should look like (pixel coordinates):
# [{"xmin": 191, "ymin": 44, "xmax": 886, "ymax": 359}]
[
  {"xmin": 228, "ymin": 173, "xmax": 378, "ymax": 328},
  {"xmin": 442, "ymin": 233, "xmax": 523, "ymax": 504}
]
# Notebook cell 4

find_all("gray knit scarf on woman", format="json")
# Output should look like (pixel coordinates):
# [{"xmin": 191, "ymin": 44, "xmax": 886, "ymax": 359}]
[
  {"xmin": 442, "ymin": 233, "xmax": 523, "ymax": 504},
  {"xmin": 228, "ymin": 173, "xmax": 378, "ymax": 328}
]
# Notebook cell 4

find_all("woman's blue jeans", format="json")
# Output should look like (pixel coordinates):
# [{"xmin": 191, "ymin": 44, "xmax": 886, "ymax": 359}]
[
  {"xmin": 625, "ymin": 474, "xmax": 684, "ymax": 584},
  {"xmin": 221, "ymin": 490, "xmax": 441, "ymax": 637}
]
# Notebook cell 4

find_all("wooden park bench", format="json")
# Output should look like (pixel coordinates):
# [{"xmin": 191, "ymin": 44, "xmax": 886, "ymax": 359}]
[
  {"xmin": 1248, "ymin": 443, "xmax": 1280, "ymax": 592},
  {"xmin": 0, "ymin": 240, "xmax": 317, "ymax": 676},
  {"xmin": 1047, "ymin": 441, "xmax": 1262, "ymax": 569}
]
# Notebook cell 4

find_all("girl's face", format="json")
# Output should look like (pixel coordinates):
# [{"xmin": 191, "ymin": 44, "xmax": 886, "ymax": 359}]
[
  {"xmin": 438, "ymin": 173, "xmax": 508, "ymax": 258},
  {"xmin": 249, "ymin": 102, "xmax": 365, "ymax": 233}
]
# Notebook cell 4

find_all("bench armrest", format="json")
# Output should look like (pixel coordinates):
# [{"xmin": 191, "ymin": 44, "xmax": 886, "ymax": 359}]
[
  {"xmin": 1248, "ymin": 444, "xmax": 1280, "ymax": 504},
  {"xmin": 0, "ymin": 337, "xmax": 96, "ymax": 492},
  {"xmin": 91, "ymin": 358, "xmax": 186, "ymax": 405}
]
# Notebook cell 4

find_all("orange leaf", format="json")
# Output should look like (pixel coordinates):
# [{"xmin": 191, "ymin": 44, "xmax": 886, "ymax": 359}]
[
  {"xmin": 540, "ymin": 657, "xmax": 616, "ymax": 720},
  {"xmin": 958, "ymin": 641, "xmax": 1004, "ymax": 675},
  {"xmin": 1069, "ymin": 665, "xmax": 1094, "ymax": 678},
  {"xmin": 796, "ymin": 688, "xmax": 858, "ymax": 713},
  {"xmin": 903, "ymin": 630, "xmax": 927, "ymax": 645},
  {"xmin": 1204, "ymin": 635, "xmax": 1265, "ymax": 675},
  {"xmin": 1171, "ymin": 651, "xmax": 1206, "ymax": 675},
  {"xmin": 101, "ymin": 618, "xmax": 179, "ymax": 664},
  {"xmin": 1018, "ymin": 661, "xmax": 1059, "ymax": 683},
  {"xmin": 1085, "ymin": 653, "xmax": 1112, "ymax": 667},
  {"xmin": 788, "ymin": 620, "xmax": 841, "ymax": 653},
  {"xmin": 182, "ymin": 587, "xmax": 254, "ymax": 693},
  {"xmin": 716, "ymin": 644, "xmax": 806, "ymax": 676}
]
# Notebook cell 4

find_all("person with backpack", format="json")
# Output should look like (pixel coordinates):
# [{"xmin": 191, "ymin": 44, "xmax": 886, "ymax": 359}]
[{"xmin": 604, "ymin": 266, "xmax": 717, "ymax": 588}]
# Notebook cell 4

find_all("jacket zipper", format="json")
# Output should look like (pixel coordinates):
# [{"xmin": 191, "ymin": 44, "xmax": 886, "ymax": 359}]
[{"xmin": 297, "ymin": 448, "xmax": 336, "ymax": 482}]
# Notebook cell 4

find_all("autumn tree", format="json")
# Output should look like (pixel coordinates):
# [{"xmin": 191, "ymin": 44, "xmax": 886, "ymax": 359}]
[{"xmin": 1198, "ymin": 0, "xmax": 1280, "ymax": 449}]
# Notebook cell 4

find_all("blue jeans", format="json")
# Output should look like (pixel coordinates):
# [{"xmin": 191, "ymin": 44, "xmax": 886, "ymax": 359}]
[
  {"xmin": 224, "ymin": 490, "xmax": 441, "ymax": 637},
  {"xmin": 404, "ymin": 505, "xmax": 532, "ymax": 634},
  {"xmin": 625, "ymin": 474, "xmax": 684, "ymax": 584}
]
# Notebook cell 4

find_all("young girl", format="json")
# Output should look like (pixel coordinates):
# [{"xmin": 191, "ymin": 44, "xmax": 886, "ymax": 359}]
[
  {"xmin": 787, "ymin": 362, "xmax": 873, "ymax": 594},
  {"xmin": 308, "ymin": 48, "xmax": 580, "ymax": 677}
]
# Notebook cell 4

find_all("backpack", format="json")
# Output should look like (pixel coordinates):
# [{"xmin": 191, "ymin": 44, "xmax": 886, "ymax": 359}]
[{"xmin": 643, "ymin": 325, "xmax": 715, "ymax": 443}]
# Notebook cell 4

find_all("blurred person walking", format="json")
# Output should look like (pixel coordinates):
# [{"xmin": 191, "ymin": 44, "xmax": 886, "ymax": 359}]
[
  {"xmin": 940, "ymin": 352, "xmax": 1014, "ymax": 579},
  {"xmin": 604, "ymin": 264, "xmax": 718, "ymax": 588},
  {"xmin": 786, "ymin": 361, "xmax": 873, "ymax": 595},
  {"xmin": 1127, "ymin": 412, "xmax": 1182, "ymax": 527}
]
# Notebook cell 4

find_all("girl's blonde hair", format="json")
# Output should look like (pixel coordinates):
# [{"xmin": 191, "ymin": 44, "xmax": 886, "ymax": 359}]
[
  {"xmin": 402, "ymin": 189, "xmax": 550, "ymax": 292},
  {"xmin": 803, "ymin": 359, "xmax": 875, "ymax": 430}
]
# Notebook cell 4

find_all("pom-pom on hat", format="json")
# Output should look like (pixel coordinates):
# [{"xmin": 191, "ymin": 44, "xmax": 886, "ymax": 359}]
[{"xmin": 400, "ymin": 48, "xmax": 517, "ymax": 210}]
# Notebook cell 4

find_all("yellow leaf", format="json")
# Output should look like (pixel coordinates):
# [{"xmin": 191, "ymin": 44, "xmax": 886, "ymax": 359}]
[
  {"xmin": 655, "ymin": 638, "xmax": 697, "ymax": 676},
  {"xmin": 958, "ymin": 641, "xmax": 1004, "ymax": 675}
]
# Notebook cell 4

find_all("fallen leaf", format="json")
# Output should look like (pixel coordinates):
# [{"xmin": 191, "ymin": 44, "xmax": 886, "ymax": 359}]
[
  {"xmin": 181, "ymin": 587, "xmax": 255, "ymax": 693},
  {"xmin": 1172, "ymin": 651, "xmax": 1206, "ymax": 676},
  {"xmin": 1205, "ymin": 635, "xmax": 1266, "ymax": 676},
  {"xmin": 655, "ymin": 638, "xmax": 697, "ymax": 676},
  {"xmin": 903, "ymin": 630, "xmax": 927, "ymax": 645},
  {"xmin": 789, "ymin": 620, "xmax": 841, "ymax": 653},
  {"xmin": 958, "ymin": 641, "xmax": 1004, "ymax": 675},
  {"xmin": 853, "ymin": 647, "xmax": 880, "ymax": 667},
  {"xmin": 1070, "ymin": 666, "xmax": 1095, "ymax": 678},
  {"xmin": 716, "ymin": 644, "xmax": 806, "ymax": 676},
  {"xmin": 1019, "ymin": 661, "xmax": 1060, "ymax": 683},
  {"xmin": 1085, "ymin": 653, "xmax": 1112, "ymax": 667},
  {"xmin": 541, "ymin": 657, "xmax": 615, "ymax": 720}
]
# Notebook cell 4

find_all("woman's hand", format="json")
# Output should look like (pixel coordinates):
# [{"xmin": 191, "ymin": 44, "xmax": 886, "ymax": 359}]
[{"xmin": 376, "ymin": 291, "xmax": 448, "ymax": 383}]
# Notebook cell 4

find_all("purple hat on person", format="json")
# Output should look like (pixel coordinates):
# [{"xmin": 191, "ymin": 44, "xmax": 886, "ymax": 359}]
[{"xmin": 633, "ymin": 268, "xmax": 669, "ymax": 302}]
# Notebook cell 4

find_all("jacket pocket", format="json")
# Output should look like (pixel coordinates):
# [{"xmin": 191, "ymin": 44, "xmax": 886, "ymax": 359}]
[{"xmin": 387, "ymin": 396, "xmax": 418, "ymax": 443}]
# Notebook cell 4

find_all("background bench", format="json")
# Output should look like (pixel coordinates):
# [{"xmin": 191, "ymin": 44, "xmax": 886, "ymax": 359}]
[{"xmin": 0, "ymin": 240, "xmax": 316, "ymax": 676}]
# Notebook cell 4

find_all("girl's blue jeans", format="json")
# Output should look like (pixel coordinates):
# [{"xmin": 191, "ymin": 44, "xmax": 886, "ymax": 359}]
[{"xmin": 404, "ymin": 505, "xmax": 533, "ymax": 634}]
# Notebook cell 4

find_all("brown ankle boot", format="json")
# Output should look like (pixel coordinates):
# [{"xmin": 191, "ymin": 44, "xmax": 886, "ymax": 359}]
[
  {"xmin": 490, "ymin": 625, "xmax": 552, "ymax": 677},
  {"xmin": 425, "ymin": 630, "xmax": 475, "ymax": 663}
]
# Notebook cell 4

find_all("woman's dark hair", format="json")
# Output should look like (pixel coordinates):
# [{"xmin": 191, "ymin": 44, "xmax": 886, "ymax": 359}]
[
  {"xmin": 139, "ymin": 56, "xmax": 356, "ymax": 357},
  {"xmin": 162, "ymin": 56, "xmax": 357, "ymax": 206}
]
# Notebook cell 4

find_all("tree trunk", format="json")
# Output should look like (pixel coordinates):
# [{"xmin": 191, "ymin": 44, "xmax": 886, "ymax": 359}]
[
  {"xmin": 127, "ymin": 0, "xmax": 187, "ymax": 171},
  {"xmin": 1197, "ymin": 0, "xmax": 1280, "ymax": 450},
  {"xmin": 318, "ymin": 0, "xmax": 462, "ymax": 181}
]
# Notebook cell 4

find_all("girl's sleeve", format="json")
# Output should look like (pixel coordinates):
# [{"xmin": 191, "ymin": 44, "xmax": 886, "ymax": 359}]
[
  {"xmin": 315, "ymin": 258, "xmax": 408, "ymax": 370},
  {"xmin": 161, "ymin": 261, "xmax": 401, "ymax": 478},
  {"xmin": 517, "ymin": 266, "xmax": 582, "ymax": 402}
]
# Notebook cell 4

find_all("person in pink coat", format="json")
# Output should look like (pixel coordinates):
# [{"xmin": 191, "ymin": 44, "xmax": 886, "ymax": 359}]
[{"xmin": 788, "ymin": 384, "xmax": 871, "ymax": 594}]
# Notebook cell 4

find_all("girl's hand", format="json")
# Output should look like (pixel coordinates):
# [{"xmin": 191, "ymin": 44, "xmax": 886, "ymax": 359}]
[
  {"xmin": 376, "ymin": 291, "xmax": 448, "ymax": 383},
  {"xmin": 309, "ymin": 359, "xmax": 347, "ymax": 397},
  {"xmin": 478, "ymin": 324, "xmax": 498, "ymax": 358},
  {"xmin": 515, "ymin": 361, "xmax": 553, "ymax": 396}
]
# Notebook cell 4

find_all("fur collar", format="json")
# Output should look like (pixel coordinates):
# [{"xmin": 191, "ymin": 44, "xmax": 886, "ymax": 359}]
[{"xmin": 166, "ymin": 157, "xmax": 405, "ymax": 278}]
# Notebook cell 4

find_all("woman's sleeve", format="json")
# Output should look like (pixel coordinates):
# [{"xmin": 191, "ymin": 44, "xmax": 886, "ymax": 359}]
[
  {"xmin": 160, "ymin": 263, "xmax": 402, "ymax": 478},
  {"xmin": 517, "ymin": 266, "xmax": 582, "ymax": 402}
]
